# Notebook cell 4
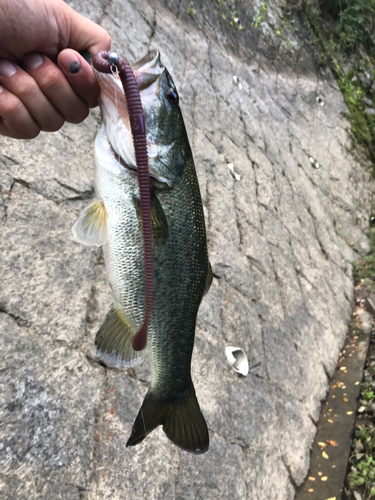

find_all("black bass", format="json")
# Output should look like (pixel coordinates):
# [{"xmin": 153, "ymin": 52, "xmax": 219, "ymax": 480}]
[{"xmin": 72, "ymin": 51, "xmax": 212, "ymax": 454}]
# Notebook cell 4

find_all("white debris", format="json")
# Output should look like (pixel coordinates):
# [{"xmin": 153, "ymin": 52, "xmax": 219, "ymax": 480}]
[
  {"xmin": 227, "ymin": 163, "xmax": 241, "ymax": 181},
  {"xmin": 232, "ymin": 75, "xmax": 243, "ymax": 90},
  {"xmin": 225, "ymin": 346, "xmax": 249, "ymax": 376},
  {"xmin": 309, "ymin": 156, "xmax": 320, "ymax": 169}
]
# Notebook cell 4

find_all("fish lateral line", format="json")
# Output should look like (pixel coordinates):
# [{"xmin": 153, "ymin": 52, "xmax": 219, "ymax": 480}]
[{"xmin": 92, "ymin": 50, "xmax": 153, "ymax": 351}]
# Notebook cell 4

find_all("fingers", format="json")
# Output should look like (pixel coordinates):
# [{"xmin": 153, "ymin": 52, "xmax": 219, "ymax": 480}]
[
  {"xmin": 23, "ymin": 52, "xmax": 89, "ymax": 124},
  {"xmin": 0, "ymin": 58, "xmax": 65, "ymax": 133},
  {"xmin": 0, "ymin": 52, "xmax": 95, "ymax": 139},
  {"xmin": 57, "ymin": 49, "xmax": 100, "ymax": 108},
  {"xmin": 0, "ymin": 83, "xmax": 40, "ymax": 139}
]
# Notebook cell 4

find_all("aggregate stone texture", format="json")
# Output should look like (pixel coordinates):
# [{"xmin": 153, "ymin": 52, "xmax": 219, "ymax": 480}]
[{"xmin": 0, "ymin": 1, "xmax": 374, "ymax": 499}]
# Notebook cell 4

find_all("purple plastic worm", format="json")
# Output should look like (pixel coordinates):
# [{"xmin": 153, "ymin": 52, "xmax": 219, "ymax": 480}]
[{"xmin": 92, "ymin": 50, "xmax": 152, "ymax": 352}]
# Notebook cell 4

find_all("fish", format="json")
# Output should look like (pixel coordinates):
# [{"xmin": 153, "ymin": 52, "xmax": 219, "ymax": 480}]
[{"xmin": 72, "ymin": 50, "xmax": 212, "ymax": 454}]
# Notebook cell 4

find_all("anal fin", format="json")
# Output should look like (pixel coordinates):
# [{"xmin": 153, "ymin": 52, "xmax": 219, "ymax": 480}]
[{"xmin": 95, "ymin": 304, "xmax": 144, "ymax": 368}]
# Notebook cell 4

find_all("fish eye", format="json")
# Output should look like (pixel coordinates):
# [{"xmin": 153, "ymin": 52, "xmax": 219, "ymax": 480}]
[{"xmin": 166, "ymin": 87, "xmax": 179, "ymax": 107}]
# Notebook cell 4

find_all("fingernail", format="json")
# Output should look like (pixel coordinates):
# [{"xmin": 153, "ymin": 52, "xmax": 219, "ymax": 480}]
[
  {"xmin": 70, "ymin": 60, "xmax": 81, "ymax": 74},
  {"xmin": 23, "ymin": 52, "xmax": 44, "ymax": 70},
  {"xmin": 0, "ymin": 61, "xmax": 16, "ymax": 77}
]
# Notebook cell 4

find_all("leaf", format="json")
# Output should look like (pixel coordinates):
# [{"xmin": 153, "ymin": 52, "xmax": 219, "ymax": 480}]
[{"xmin": 327, "ymin": 440, "xmax": 338, "ymax": 447}]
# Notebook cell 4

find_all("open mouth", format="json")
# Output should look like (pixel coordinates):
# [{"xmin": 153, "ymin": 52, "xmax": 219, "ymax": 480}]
[
  {"xmin": 132, "ymin": 51, "xmax": 165, "ymax": 90},
  {"xmin": 97, "ymin": 51, "xmax": 172, "ymax": 186}
]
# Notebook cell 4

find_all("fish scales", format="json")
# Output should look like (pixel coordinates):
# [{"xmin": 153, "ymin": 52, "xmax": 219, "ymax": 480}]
[{"xmin": 73, "ymin": 51, "xmax": 212, "ymax": 453}]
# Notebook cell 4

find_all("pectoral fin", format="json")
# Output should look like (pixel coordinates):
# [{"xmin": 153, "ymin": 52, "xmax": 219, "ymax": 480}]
[
  {"xmin": 95, "ymin": 304, "xmax": 144, "ymax": 368},
  {"xmin": 133, "ymin": 191, "xmax": 168, "ymax": 244},
  {"xmin": 72, "ymin": 199, "xmax": 107, "ymax": 247}
]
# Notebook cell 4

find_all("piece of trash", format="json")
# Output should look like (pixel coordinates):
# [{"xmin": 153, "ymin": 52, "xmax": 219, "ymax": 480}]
[
  {"xmin": 309, "ymin": 156, "xmax": 320, "ymax": 169},
  {"xmin": 232, "ymin": 75, "xmax": 243, "ymax": 90},
  {"xmin": 225, "ymin": 346, "xmax": 249, "ymax": 376},
  {"xmin": 227, "ymin": 163, "xmax": 241, "ymax": 181}
]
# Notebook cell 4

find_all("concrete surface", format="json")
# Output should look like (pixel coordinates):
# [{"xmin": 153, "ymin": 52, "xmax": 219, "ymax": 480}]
[{"xmin": 1, "ymin": 1, "xmax": 374, "ymax": 498}]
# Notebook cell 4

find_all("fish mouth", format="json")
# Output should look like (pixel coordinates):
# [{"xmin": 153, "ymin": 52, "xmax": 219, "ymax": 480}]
[
  {"xmin": 132, "ymin": 50, "xmax": 165, "ymax": 90},
  {"xmin": 95, "ymin": 51, "xmax": 171, "ymax": 186},
  {"xmin": 94, "ymin": 50, "xmax": 165, "ymax": 101}
]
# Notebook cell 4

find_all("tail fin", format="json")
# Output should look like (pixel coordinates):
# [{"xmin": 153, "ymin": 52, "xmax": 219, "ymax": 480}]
[{"xmin": 126, "ymin": 386, "xmax": 209, "ymax": 454}]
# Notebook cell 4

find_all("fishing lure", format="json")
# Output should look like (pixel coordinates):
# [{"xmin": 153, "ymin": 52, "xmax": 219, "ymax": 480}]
[{"xmin": 92, "ymin": 51, "xmax": 152, "ymax": 352}]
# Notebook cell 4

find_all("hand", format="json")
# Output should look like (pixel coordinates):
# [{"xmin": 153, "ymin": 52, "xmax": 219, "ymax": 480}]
[{"xmin": 0, "ymin": 0, "xmax": 111, "ymax": 139}]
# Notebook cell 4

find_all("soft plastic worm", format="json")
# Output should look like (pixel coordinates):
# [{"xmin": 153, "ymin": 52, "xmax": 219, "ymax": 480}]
[{"xmin": 92, "ymin": 50, "xmax": 152, "ymax": 352}]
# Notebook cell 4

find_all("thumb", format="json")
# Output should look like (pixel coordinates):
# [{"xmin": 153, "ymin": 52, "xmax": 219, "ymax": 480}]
[{"xmin": 60, "ymin": 2, "xmax": 111, "ymax": 54}]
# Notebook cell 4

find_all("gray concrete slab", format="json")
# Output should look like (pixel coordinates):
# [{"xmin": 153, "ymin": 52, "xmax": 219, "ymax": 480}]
[{"xmin": 1, "ymin": 0, "xmax": 374, "ymax": 498}]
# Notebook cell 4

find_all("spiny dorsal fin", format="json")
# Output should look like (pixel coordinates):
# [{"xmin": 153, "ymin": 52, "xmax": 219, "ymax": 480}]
[
  {"xmin": 72, "ymin": 198, "xmax": 107, "ymax": 247},
  {"xmin": 133, "ymin": 191, "xmax": 168, "ymax": 244},
  {"xmin": 204, "ymin": 262, "xmax": 213, "ymax": 296},
  {"xmin": 95, "ymin": 304, "xmax": 144, "ymax": 368}
]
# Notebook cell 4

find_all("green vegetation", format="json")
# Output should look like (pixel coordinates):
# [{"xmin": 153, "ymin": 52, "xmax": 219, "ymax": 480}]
[
  {"xmin": 283, "ymin": 0, "xmax": 375, "ymax": 164},
  {"xmin": 214, "ymin": 0, "xmax": 244, "ymax": 31},
  {"xmin": 349, "ymin": 232, "xmax": 375, "ymax": 499},
  {"xmin": 353, "ymin": 231, "xmax": 375, "ymax": 283},
  {"xmin": 255, "ymin": 3, "xmax": 268, "ymax": 29},
  {"xmin": 188, "ymin": 2, "xmax": 196, "ymax": 15},
  {"xmin": 348, "ymin": 426, "xmax": 375, "ymax": 498}
]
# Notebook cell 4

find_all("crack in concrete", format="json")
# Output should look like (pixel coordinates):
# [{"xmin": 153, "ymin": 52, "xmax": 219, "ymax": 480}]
[
  {"xmin": 7, "ymin": 177, "xmax": 94, "ymax": 207},
  {"xmin": 282, "ymin": 456, "xmax": 298, "ymax": 493},
  {"xmin": 54, "ymin": 179, "xmax": 94, "ymax": 201},
  {"xmin": 140, "ymin": 4, "xmax": 157, "ymax": 52},
  {"xmin": 0, "ymin": 153, "xmax": 20, "ymax": 166},
  {"xmin": 0, "ymin": 306, "xmax": 30, "ymax": 328}
]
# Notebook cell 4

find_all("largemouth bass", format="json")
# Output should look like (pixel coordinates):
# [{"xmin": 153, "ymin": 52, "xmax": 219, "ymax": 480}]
[{"xmin": 72, "ymin": 51, "xmax": 212, "ymax": 454}]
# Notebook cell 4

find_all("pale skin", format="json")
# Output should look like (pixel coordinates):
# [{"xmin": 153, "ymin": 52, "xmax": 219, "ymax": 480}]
[{"xmin": 0, "ymin": 0, "xmax": 111, "ymax": 139}]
